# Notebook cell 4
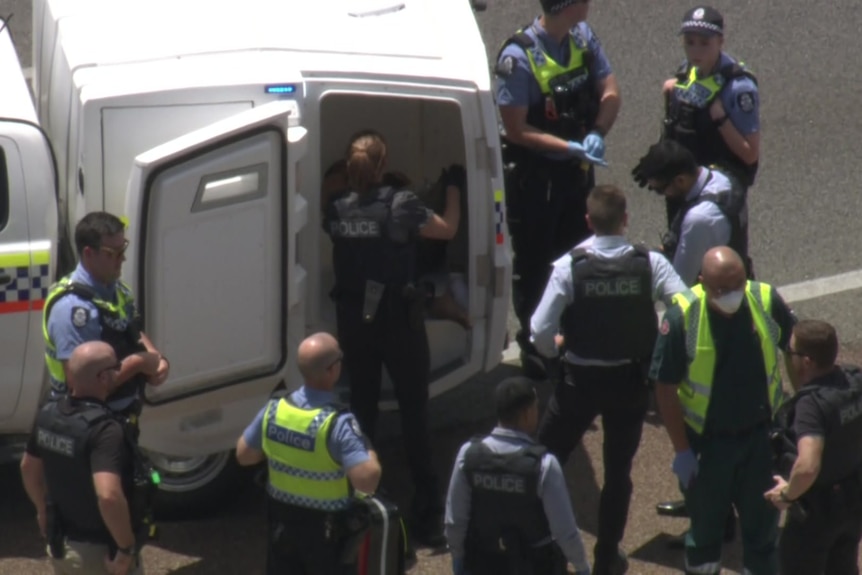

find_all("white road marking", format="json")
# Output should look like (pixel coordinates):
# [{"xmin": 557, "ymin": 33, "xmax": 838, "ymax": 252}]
[
  {"xmin": 776, "ymin": 269, "xmax": 862, "ymax": 304},
  {"xmin": 502, "ymin": 268, "xmax": 862, "ymax": 362}
]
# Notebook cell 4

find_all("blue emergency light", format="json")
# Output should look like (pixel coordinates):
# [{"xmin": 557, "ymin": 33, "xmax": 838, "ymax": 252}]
[{"xmin": 265, "ymin": 84, "xmax": 297, "ymax": 95}]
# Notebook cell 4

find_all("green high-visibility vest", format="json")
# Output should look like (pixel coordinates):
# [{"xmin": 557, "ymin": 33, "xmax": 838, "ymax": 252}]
[{"xmin": 674, "ymin": 281, "xmax": 786, "ymax": 434}]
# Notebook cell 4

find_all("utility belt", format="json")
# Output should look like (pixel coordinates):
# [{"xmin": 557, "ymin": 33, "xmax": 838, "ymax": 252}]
[
  {"xmin": 268, "ymin": 498, "xmax": 370, "ymax": 563},
  {"xmin": 789, "ymin": 467, "xmax": 862, "ymax": 524},
  {"xmin": 466, "ymin": 531, "xmax": 566, "ymax": 575},
  {"xmin": 334, "ymin": 280, "xmax": 424, "ymax": 330}
]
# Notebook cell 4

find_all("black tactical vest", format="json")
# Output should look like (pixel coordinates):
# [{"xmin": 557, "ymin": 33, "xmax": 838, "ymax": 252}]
[
  {"xmin": 463, "ymin": 438, "xmax": 553, "ymax": 570},
  {"xmin": 773, "ymin": 366, "xmax": 862, "ymax": 488},
  {"xmin": 324, "ymin": 186, "xmax": 418, "ymax": 296},
  {"xmin": 562, "ymin": 245, "xmax": 656, "ymax": 361},
  {"xmin": 664, "ymin": 63, "xmax": 758, "ymax": 187},
  {"xmin": 34, "ymin": 398, "xmax": 122, "ymax": 542},
  {"xmin": 661, "ymin": 169, "xmax": 748, "ymax": 264},
  {"xmin": 496, "ymin": 26, "xmax": 600, "ymax": 156},
  {"xmin": 44, "ymin": 283, "xmax": 147, "ymax": 403}
]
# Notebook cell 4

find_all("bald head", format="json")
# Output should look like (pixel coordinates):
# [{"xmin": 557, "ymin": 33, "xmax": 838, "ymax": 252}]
[
  {"xmin": 700, "ymin": 247, "xmax": 746, "ymax": 289},
  {"xmin": 297, "ymin": 332, "xmax": 343, "ymax": 388},
  {"xmin": 67, "ymin": 341, "xmax": 118, "ymax": 399}
]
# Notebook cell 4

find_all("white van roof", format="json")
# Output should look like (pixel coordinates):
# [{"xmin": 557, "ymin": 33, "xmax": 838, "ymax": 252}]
[
  {"xmin": 0, "ymin": 19, "xmax": 37, "ymax": 123},
  {"xmin": 50, "ymin": 0, "xmax": 492, "ymax": 95}
]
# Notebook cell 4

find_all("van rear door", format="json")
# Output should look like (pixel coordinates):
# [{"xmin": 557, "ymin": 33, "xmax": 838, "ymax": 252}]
[{"xmin": 123, "ymin": 100, "xmax": 308, "ymax": 405}]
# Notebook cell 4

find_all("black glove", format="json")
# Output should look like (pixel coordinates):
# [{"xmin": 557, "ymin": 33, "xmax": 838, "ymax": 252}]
[{"xmin": 444, "ymin": 164, "xmax": 467, "ymax": 191}]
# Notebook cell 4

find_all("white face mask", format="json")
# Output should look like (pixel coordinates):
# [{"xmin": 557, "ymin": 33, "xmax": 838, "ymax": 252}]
[{"xmin": 711, "ymin": 289, "xmax": 745, "ymax": 314}]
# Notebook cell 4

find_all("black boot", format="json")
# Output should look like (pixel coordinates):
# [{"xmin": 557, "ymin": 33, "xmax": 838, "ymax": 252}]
[{"xmin": 655, "ymin": 499, "xmax": 688, "ymax": 517}]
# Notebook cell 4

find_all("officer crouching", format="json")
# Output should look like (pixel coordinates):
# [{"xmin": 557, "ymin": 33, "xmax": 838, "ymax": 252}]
[
  {"xmin": 444, "ymin": 377, "xmax": 592, "ymax": 575},
  {"xmin": 20, "ymin": 341, "xmax": 156, "ymax": 575},
  {"xmin": 764, "ymin": 320, "xmax": 862, "ymax": 575}
]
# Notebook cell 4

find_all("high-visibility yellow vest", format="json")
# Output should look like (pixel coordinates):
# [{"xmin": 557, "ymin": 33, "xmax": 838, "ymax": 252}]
[
  {"xmin": 42, "ymin": 275, "xmax": 135, "ymax": 393},
  {"xmin": 521, "ymin": 34, "xmax": 588, "ymax": 96},
  {"xmin": 673, "ymin": 65, "xmax": 725, "ymax": 108},
  {"xmin": 674, "ymin": 281, "xmax": 786, "ymax": 434},
  {"xmin": 261, "ymin": 396, "xmax": 351, "ymax": 511}
]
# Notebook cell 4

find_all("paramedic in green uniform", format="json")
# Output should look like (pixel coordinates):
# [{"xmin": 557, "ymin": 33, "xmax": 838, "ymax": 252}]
[{"xmin": 650, "ymin": 246, "xmax": 796, "ymax": 575}]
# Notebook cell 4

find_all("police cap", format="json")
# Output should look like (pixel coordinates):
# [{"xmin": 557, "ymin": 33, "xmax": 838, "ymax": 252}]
[
  {"xmin": 496, "ymin": 376, "xmax": 538, "ymax": 421},
  {"xmin": 680, "ymin": 6, "xmax": 724, "ymax": 36},
  {"xmin": 540, "ymin": 0, "xmax": 584, "ymax": 15}
]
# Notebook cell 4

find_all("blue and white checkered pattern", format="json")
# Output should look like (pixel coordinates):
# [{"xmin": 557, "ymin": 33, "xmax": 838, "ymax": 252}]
[
  {"xmin": 0, "ymin": 264, "xmax": 49, "ymax": 303},
  {"xmin": 266, "ymin": 483, "xmax": 351, "ymax": 511},
  {"xmin": 269, "ymin": 459, "xmax": 345, "ymax": 481}
]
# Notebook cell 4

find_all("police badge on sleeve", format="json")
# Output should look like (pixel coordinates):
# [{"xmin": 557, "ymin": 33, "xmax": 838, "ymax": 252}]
[
  {"xmin": 737, "ymin": 91, "xmax": 756, "ymax": 113},
  {"xmin": 71, "ymin": 306, "xmax": 89, "ymax": 328}
]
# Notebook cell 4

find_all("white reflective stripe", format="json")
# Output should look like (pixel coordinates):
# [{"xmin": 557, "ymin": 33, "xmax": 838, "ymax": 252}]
[
  {"xmin": 686, "ymin": 380, "xmax": 711, "ymax": 397},
  {"xmin": 0, "ymin": 240, "xmax": 51, "ymax": 253},
  {"xmin": 684, "ymin": 557, "xmax": 721, "ymax": 574},
  {"xmin": 681, "ymin": 405, "xmax": 705, "ymax": 426},
  {"xmin": 366, "ymin": 496, "xmax": 389, "ymax": 575}
]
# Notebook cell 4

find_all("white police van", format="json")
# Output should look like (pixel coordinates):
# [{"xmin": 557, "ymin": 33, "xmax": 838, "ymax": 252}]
[{"xmin": 0, "ymin": 0, "xmax": 511, "ymax": 513}]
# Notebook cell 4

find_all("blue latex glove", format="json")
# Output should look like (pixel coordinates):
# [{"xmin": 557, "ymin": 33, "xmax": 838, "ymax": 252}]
[
  {"xmin": 566, "ymin": 140, "xmax": 608, "ymax": 167},
  {"xmin": 566, "ymin": 140, "xmax": 586, "ymax": 158},
  {"xmin": 583, "ymin": 131, "xmax": 605, "ymax": 159},
  {"xmin": 672, "ymin": 448, "xmax": 699, "ymax": 488},
  {"xmin": 452, "ymin": 556, "xmax": 468, "ymax": 575}
]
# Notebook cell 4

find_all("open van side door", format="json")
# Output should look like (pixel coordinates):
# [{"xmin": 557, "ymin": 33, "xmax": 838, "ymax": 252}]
[{"xmin": 123, "ymin": 101, "xmax": 308, "ymax": 405}]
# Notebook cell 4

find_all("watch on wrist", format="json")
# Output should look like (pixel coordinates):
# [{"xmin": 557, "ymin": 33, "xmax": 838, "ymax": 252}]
[
  {"xmin": 713, "ymin": 114, "xmax": 729, "ymax": 128},
  {"xmin": 116, "ymin": 545, "xmax": 136, "ymax": 556}
]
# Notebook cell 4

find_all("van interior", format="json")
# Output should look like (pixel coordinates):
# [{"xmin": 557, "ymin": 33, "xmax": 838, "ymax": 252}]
[{"xmin": 315, "ymin": 92, "xmax": 474, "ymax": 403}]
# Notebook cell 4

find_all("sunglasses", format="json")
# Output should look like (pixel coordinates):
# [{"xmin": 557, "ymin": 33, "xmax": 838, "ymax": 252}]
[{"xmin": 97, "ymin": 239, "xmax": 130, "ymax": 258}]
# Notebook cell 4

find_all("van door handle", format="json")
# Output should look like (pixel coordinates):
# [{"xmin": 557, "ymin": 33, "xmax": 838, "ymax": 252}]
[{"xmin": 0, "ymin": 273, "xmax": 11, "ymax": 285}]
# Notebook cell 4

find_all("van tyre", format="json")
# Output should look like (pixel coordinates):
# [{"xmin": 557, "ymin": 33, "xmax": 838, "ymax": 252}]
[{"xmin": 148, "ymin": 449, "xmax": 252, "ymax": 519}]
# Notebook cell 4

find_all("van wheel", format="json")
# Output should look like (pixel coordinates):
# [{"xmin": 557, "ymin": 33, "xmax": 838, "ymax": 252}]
[{"xmin": 145, "ymin": 449, "xmax": 250, "ymax": 519}]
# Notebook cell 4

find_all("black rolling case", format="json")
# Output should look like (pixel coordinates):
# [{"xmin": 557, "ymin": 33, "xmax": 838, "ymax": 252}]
[{"xmin": 356, "ymin": 494, "xmax": 407, "ymax": 575}]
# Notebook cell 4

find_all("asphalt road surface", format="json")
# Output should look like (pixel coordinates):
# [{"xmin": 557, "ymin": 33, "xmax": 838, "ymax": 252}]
[{"xmin": 4, "ymin": 0, "xmax": 862, "ymax": 573}]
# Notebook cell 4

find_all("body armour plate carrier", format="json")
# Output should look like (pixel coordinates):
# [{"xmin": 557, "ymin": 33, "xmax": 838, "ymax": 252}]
[
  {"xmin": 773, "ymin": 366, "xmax": 862, "ymax": 488},
  {"xmin": 664, "ymin": 63, "xmax": 759, "ymax": 186},
  {"xmin": 326, "ymin": 185, "xmax": 417, "ymax": 295},
  {"xmin": 463, "ymin": 438, "xmax": 552, "ymax": 568},
  {"xmin": 497, "ymin": 28, "xmax": 600, "ymax": 155},
  {"xmin": 563, "ymin": 245, "xmax": 656, "ymax": 361},
  {"xmin": 35, "ymin": 399, "xmax": 117, "ymax": 541},
  {"xmin": 44, "ymin": 281, "xmax": 147, "ymax": 402}
]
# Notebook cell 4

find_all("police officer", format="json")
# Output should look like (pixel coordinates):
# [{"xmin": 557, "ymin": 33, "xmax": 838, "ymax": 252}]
[
  {"xmin": 322, "ymin": 130, "xmax": 461, "ymax": 546},
  {"xmin": 640, "ymin": 6, "xmax": 760, "ymax": 229},
  {"xmin": 764, "ymin": 320, "xmax": 862, "ymax": 575},
  {"xmin": 20, "ymin": 342, "xmax": 148, "ymax": 575},
  {"xmin": 634, "ymin": 139, "xmax": 750, "ymax": 288},
  {"xmin": 236, "ymin": 332, "xmax": 382, "ymax": 575},
  {"xmin": 444, "ymin": 376, "xmax": 592, "ymax": 575},
  {"xmin": 651, "ymin": 247, "xmax": 796, "ymax": 575},
  {"xmin": 530, "ymin": 185, "xmax": 686, "ymax": 574},
  {"xmin": 496, "ymin": 0, "xmax": 620, "ymax": 378},
  {"xmin": 44, "ymin": 212, "xmax": 169, "ymax": 426}
]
